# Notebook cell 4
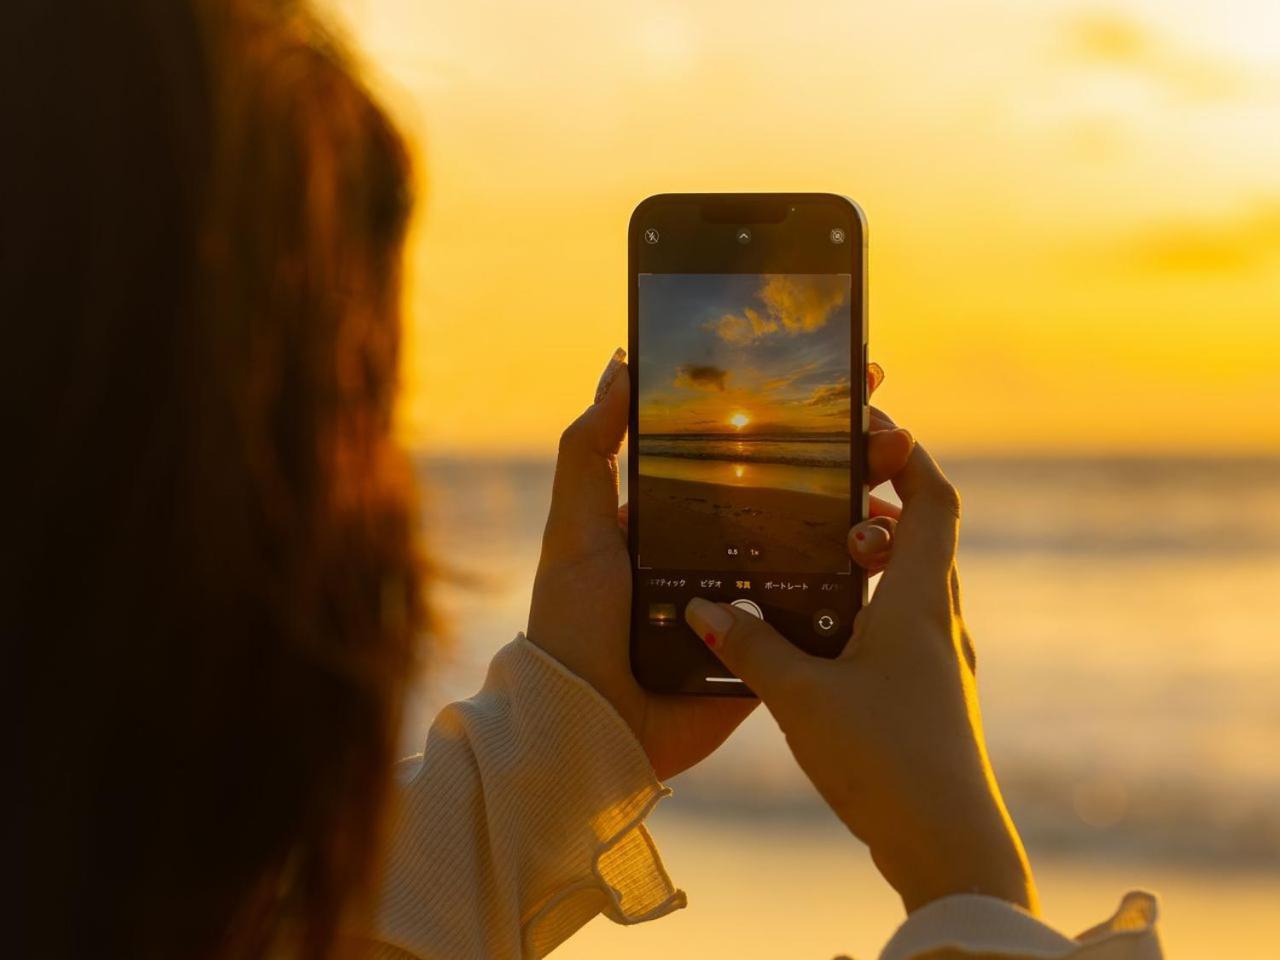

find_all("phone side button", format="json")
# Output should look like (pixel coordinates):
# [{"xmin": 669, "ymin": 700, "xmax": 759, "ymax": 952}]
[{"xmin": 862, "ymin": 343, "xmax": 870, "ymax": 404}]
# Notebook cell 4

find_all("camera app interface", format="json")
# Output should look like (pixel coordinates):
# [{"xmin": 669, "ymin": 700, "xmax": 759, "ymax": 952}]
[{"xmin": 637, "ymin": 272, "xmax": 853, "ymax": 598}]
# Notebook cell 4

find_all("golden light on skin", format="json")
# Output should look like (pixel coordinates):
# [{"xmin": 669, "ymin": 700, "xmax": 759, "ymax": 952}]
[{"xmin": 729, "ymin": 413, "xmax": 750, "ymax": 430}]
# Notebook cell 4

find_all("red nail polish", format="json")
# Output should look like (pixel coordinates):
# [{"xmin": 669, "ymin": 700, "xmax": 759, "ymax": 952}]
[
  {"xmin": 703, "ymin": 632, "xmax": 718, "ymax": 649},
  {"xmin": 854, "ymin": 531, "xmax": 865, "ymax": 541}
]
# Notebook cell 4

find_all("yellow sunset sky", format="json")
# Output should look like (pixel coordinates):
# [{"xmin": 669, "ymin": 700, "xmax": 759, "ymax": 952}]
[{"xmin": 328, "ymin": 0, "xmax": 1280, "ymax": 455}]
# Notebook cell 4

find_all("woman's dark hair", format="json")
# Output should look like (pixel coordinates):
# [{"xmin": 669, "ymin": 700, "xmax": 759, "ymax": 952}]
[{"xmin": 1, "ymin": 2, "xmax": 424, "ymax": 956}]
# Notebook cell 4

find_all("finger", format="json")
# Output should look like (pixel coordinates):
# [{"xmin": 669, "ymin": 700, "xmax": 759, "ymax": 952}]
[
  {"xmin": 867, "ymin": 427, "xmax": 915, "ymax": 487},
  {"xmin": 877, "ymin": 442, "xmax": 960, "ymax": 601},
  {"xmin": 870, "ymin": 410, "xmax": 896, "ymax": 431},
  {"xmin": 685, "ymin": 598, "xmax": 814, "ymax": 703},
  {"xmin": 544, "ymin": 350, "xmax": 629, "ymax": 557},
  {"xmin": 848, "ymin": 516, "xmax": 897, "ymax": 572},
  {"xmin": 950, "ymin": 564, "xmax": 977, "ymax": 673},
  {"xmin": 891, "ymin": 440, "xmax": 959, "ymax": 517},
  {"xmin": 866, "ymin": 361, "xmax": 885, "ymax": 397},
  {"xmin": 870, "ymin": 494, "xmax": 901, "ymax": 519}
]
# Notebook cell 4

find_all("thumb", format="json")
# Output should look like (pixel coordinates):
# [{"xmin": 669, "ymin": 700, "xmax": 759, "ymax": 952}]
[
  {"xmin": 685, "ymin": 598, "xmax": 814, "ymax": 703},
  {"xmin": 543, "ymin": 349, "xmax": 628, "ymax": 557}
]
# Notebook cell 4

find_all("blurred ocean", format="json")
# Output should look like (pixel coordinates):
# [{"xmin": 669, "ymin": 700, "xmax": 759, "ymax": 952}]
[{"xmin": 404, "ymin": 454, "xmax": 1280, "ymax": 873}]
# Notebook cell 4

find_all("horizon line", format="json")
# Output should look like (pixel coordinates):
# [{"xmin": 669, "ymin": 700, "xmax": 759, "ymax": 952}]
[{"xmin": 407, "ymin": 445, "xmax": 1280, "ymax": 463}]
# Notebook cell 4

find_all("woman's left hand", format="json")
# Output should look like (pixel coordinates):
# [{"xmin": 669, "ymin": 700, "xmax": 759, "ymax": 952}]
[{"xmin": 527, "ymin": 351, "xmax": 911, "ymax": 780}]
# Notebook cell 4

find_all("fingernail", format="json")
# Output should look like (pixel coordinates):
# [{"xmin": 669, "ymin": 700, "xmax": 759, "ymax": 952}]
[
  {"xmin": 867, "ymin": 361, "xmax": 885, "ymax": 390},
  {"xmin": 851, "ymin": 524, "xmax": 891, "ymax": 554},
  {"xmin": 686, "ymin": 597, "xmax": 734, "ymax": 648},
  {"xmin": 594, "ymin": 347, "xmax": 627, "ymax": 404}
]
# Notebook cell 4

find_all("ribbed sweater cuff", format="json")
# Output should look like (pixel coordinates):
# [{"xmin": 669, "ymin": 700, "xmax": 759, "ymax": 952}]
[
  {"xmin": 880, "ymin": 891, "xmax": 1160, "ymax": 960},
  {"xmin": 372, "ymin": 635, "xmax": 683, "ymax": 959},
  {"xmin": 509, "ymin": 636, "xmax": 686, "ymax": 953}
]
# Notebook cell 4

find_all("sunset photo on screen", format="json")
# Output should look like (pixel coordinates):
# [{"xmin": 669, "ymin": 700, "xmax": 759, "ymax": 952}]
[{"xmin": 637, "ymin": 273, "xmax": 853, "ymax": 572}]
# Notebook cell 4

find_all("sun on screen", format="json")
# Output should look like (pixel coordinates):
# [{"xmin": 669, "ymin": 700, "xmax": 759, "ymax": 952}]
[{"xmin": 729, "ymin": 412, "xmax": 750, "ymax": 430}]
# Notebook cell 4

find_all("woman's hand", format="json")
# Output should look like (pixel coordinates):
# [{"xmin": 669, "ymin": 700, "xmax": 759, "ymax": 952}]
[
  {"xmin": 684, "ymin": 439, "xmax": 1039, "ymax": 915},
  {"xmin": 527, "ymin": 351, "xmax": 911, "ymax": 781}
]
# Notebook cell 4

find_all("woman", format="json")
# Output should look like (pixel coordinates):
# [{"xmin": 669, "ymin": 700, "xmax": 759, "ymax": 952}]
[{"xmin": 3, "ymin": 1, "xmax": 1161, "ymax": 958}]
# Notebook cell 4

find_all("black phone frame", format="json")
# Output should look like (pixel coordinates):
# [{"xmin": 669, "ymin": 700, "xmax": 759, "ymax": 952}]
[{"xmin": 627, "ymin": 193, "xmax": 870, "ymax": 696}]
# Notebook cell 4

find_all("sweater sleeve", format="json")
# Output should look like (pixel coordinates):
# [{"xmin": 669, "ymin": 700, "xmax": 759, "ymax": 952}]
[
  {"xmin": 879, "ymin": 890, "xmax": 1162, "ymax": 960},
  {"xmin": 364, "ymin": 635, "xmax": 685, "ymax": 960}
]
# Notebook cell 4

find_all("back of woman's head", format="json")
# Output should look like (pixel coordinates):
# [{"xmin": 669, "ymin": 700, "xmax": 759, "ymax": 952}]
[{"xmin": 1, "ymin": 2, "xmax": 423, "ymax": 956}]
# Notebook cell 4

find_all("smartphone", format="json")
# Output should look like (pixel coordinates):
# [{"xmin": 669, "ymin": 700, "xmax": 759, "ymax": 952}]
[{"xmin": 628, "ymin": 193, "xmax": 869, "ymax": 696}]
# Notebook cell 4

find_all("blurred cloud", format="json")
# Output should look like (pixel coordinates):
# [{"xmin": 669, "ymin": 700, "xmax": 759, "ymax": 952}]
[
  {"xmin": 709, "ymin": 307, "xmax": 779, "ymax": 347},
  {"xmin": 759, "ymin": 275, "xmax": 848, "ymax": 334},
  {"xmin": 1128, "ymin": 201, "xmax": 1280, "ymax": 273},
  {"xmin": 803, "ymin": 381, "xmax": 852, "ymax": 407},
  {"xmin": 1063, "ymin": 11, "xmax": 1245, "ymax": 99},
  {"xmin": 674, "ymin": 364, "xmax": 728, "ymax": 391},
  {"xmin": 708, "ymin": 275, "xmax": 848, "ymax": 346}
]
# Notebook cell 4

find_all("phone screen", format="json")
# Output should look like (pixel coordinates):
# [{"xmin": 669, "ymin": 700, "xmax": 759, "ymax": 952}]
[{"xmin": 628, "ymin": 195, "xmax": 867, "ymax": 694}]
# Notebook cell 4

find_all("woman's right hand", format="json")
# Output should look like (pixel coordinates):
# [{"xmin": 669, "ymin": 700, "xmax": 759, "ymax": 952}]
[{"xmin": 684, "ymin": 441, "xmax": 1039, "ymax": 916}]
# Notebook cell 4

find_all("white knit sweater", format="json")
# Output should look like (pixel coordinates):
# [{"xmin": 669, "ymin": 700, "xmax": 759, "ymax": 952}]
[{"xmin": 363, "ymin": 638, "xmax": 1162, "ymax": 960}]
